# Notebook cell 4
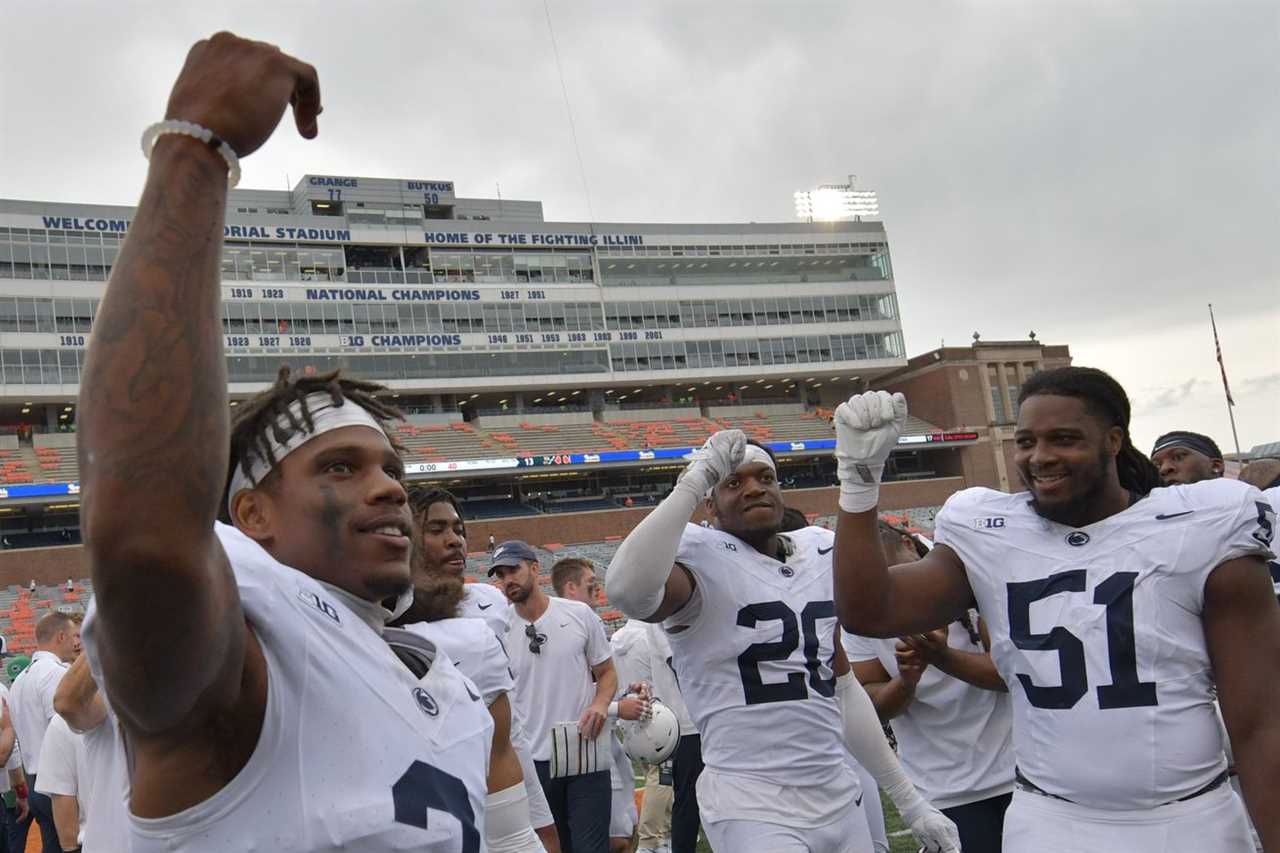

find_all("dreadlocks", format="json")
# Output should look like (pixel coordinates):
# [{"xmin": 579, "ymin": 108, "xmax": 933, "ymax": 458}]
[
  {"xmin": 220, "ymin": 366, "xmax": 404, "ymax": 521},
  {"xmin": 407, "ymin": 486, "xmax": 466, "ymax": 530},
  {"xmin": 1018, "ymin": 366, "xmax": 1162, "ymax": 497}
]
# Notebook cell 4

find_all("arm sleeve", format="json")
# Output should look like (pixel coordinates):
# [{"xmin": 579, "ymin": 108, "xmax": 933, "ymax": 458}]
[
  {"xmin": 605, "ymin": 479, "xmax": 702, "ymax": 618},
  {"xmin": 836, "ymin": 671, "xmax": 929, "ymax": 821}
]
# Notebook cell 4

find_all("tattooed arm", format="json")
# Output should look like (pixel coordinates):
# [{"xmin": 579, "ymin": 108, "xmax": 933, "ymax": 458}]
[{"xmin": 76, "ymin": 32, "xmax": 320, "ymax": 815}]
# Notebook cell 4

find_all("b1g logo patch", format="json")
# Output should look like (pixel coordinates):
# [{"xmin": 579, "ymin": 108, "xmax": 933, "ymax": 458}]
[
  {"xmin": 973, "ymin": 517, "xmax": 1006, "ymax": 530},
  {"xmin": 298, "ymin": 589, "xmax": 341, "ymax": 624}
]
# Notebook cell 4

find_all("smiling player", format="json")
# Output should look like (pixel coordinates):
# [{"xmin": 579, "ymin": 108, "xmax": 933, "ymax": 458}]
[
  {"xmin": 607, "ymin": 434, "xmax": 958, "ymax": 852},
  {"xmin": 831, "ymin": 368, "xmax": 1280, "ymax": 852}
]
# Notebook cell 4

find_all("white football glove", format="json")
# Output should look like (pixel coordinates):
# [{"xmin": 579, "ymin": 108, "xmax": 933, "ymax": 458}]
[
  {"xmin": 902, "ymin": 803, "xmax": 962, "ymax": 853},
  {"xmin": 677, "ymin": 429, "xmax": 746, "ymax": 497},
  {"xmin": 833, "ymin": 390, "xmax": 907, "ymax": 513},
  {"xmin": 890, "ymin": 783, "xmax": 961, "ymax": 853}
]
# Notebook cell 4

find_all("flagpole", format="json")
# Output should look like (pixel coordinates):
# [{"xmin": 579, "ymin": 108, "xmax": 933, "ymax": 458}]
[{"xmin": 1209, "ymin": 303, "xmax": 1242, "ymax": 457}]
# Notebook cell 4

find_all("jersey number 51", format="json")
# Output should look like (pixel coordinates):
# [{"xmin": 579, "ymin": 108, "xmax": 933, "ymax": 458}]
[{"xmin": 1008, "ymin": 571, "xmax": 1158, "ymax": 711}]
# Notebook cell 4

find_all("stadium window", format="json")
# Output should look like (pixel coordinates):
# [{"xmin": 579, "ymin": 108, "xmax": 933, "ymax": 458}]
[
  {"xmin": 58, "ymin": 350, "xmax": 79, "ymax": 383},
  {"xmin": 39, "ymin": 349, "xmax": 59, "ymax": 384},
  {"xmin": 1, "ymin": 350, "xmax": 19, "ymax": 384},
  {"xmin": 1007, "ymin": 363, "xmax": 1024, "ymax": 419},
  {"xmin": 32, "ymin": 300, "xmax": 54, "ymax": 334},
  {"xmin": 20, "ymin": 349, "xmax": 40, "ymax": 384},
  {"xmin": 988, "ymin": 365, "xmax": 1007, "ymax": 423}
]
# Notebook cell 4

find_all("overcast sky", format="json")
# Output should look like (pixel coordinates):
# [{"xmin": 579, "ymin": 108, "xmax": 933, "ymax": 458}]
[{"xmin": 2, "ymin": 1, "xmax": 1276, "ymax": 453}]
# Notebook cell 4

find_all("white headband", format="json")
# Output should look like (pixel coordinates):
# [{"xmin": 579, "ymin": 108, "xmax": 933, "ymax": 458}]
[
  {"xmin": 227, "ymin": 393, "xmax": 387, "ymax": 516},
  {"xmin": 706, "ymin": 444, "xmax": 778, "ymax": 497}
]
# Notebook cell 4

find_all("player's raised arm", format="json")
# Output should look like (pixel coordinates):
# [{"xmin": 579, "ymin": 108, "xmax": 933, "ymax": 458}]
[
  {"xmin": 606, "ymin": 430, "xmax": 746, "ymax": 621},
  {"xmin": 831, "ymin": 392, "xmax": 975, "ymax": 637},
  {"xmin": 77, "ymin": 33, "xmax": 321, "ymax": 735}
]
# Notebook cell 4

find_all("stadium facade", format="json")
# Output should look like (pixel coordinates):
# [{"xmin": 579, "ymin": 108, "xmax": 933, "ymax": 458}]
[
  {"xmin": 0, "ymin": 174, "xmax": 1066, "ymax": 562},
  {"xmin": 0, "ymin": 174, "xmax": 905, "ymax": 402}
]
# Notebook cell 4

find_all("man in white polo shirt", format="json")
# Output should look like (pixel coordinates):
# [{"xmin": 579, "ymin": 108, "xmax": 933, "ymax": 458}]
[
  {"xmin": 9, "ymin": 611, "xmax": 79, "ymax": 853},
  {"xmin": 495, "ymin": 541, "xmax": 619, "ymax": 853}
]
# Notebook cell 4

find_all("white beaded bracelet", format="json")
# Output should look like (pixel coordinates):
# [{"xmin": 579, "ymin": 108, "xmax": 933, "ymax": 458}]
[{"xmin": 140, "ymin": 120, "xmax": 241, "ymax": 188}]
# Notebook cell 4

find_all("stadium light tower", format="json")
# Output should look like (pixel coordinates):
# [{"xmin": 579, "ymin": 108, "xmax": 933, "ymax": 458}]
[{"xmin": 794, "ymin": 176, "xmax": 880, "ymax": 222}]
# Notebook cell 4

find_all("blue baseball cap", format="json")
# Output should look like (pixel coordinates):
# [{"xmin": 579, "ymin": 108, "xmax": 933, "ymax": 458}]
[{"xmin": 489, "ymin": 540, "xmax": 538, "ymax": 576}]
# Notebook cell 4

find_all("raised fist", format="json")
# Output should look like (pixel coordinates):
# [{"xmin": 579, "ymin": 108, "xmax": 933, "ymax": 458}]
[
  {"xmin": 677, "ymin": 429, "xmax": 746, "ymax": 497},
  {"xmin": 833, "ymin": 391, "xmax": 907, "ymax": 512},
  {"xmin": 164, "ymin": 32, "xmax": 321, "ymax": 158}
]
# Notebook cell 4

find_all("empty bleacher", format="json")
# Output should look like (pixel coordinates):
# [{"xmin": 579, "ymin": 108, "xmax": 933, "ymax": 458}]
[
  {"xmin": 605, "ymin": 417, "xmax": 719, "ymax": 451},
  {"xmin": 710, "ymin": 403, "xmax": 944, "ymax": 446},
  {"xmin": 459, "ymin": 498, "xmax": 540, "ymax": 520},
  {"xmin": 0, "ymin": 580, "xmax": 89, "ymax": 668}
]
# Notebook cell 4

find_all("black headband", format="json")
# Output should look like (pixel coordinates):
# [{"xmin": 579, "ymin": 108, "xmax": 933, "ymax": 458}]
[{"xmin": 1151, "ymin": 431, "xmax": 1223, "ymax": 462}]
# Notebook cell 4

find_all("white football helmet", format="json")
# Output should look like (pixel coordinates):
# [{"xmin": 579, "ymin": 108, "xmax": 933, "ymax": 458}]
[{"xmin": 622, "ymin": 699, "xmax": 680, "ymax": 764}]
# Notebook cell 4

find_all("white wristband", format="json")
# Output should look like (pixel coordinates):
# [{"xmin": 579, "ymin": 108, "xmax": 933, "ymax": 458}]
[
  {"xmin": 838, "ymin": 481, "xmax": 880, "ymax": 514},
  {"xmin": 141, "ymin": 120, "xmax": 241, "ymax": 188}
]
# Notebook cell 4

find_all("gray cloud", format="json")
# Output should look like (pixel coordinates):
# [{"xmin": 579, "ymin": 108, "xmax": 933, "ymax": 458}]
[
  {"xmin": 1, "ymin": 0, "xmax": 1275, "ymax": 445},
  {"xmin": 1135, "ymin": 377, "xmax": 1207, "ymax": 414},
  {"xmin": 1240, "ymin": 372, "xmax": 1280, "ymax": 397}
]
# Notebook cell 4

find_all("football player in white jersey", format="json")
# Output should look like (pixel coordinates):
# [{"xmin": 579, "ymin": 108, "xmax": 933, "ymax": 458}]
[
  {"xmin": 1150, "ymin": 431, "xmax": 1225, "ymax": 486},
  {"xmin": 606, "ymin": 435, "xmax": 959, "ymax": 853},
  {"xmin": 392, "ymin": 485, "xmax": 557, "ymax": 853},
  {"xmin": 76, "ymin": 33, "xmax": 491, "ymax": 852},
  {"xmin": 831, "ymin": 367, "xmax": 1280, "ymax": 852},
  {"xmin": 403, "ymin": 487, "xmax": 514, "ymax": 639}
]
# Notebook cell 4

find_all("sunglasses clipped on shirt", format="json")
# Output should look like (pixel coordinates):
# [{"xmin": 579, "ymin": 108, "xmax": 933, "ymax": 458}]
[{"xmin": 526, "ymin": 623, "xmax": 548, "ymax": 655}]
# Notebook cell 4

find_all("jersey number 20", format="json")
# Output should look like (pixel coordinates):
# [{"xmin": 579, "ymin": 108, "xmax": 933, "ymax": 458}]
[
  {"xmin": 1007, "ymin": 570, "xmax": 1158, "ymax": 711},
  {"xmin": 736, "ymin": 600, "xmax": 837, "ymax": 705}
]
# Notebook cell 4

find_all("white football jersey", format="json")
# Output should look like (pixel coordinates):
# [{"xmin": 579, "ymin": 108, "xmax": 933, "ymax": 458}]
[
  {"xmin": 403, "ymin": 617, "xmax": 514, "ymax": 707},
  {"xmin": 666, "ymin": 523, "xmax": 853, "ymax": 793},
  {"xmin": 934, "ymin": 479, "xmax": 1276, "ymax": 810},
  {"xmin": 82, "ymin": 522, "xmax": 494, "ymax": 853},
  {"xmin": 460, "ymin": 582, "xmax": 512, "ymax": 640}
]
